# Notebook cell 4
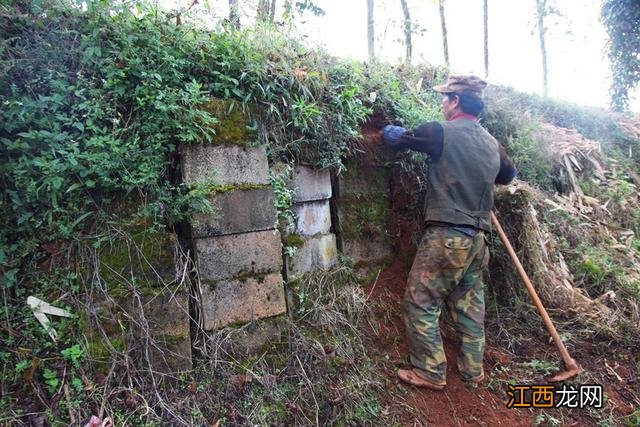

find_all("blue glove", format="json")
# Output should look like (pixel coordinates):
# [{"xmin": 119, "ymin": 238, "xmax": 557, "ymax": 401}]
[{"xmin": 382, "ymin": 125, "xmax": 407, "ymax": 145}]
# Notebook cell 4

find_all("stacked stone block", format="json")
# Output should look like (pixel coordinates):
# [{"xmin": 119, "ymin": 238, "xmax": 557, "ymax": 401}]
[
  {"xmin": 286, "ymin": 165, "xmax": 338, "ymax": 278},
  {"xmin": 88, "ymin": 228, "xmax": 192, "ymax": 373},
  {"xmin": 181, "ymin": 144, "xmax": 287, "ymax": 331},
  {"xmin": 336, "ymin": 164, "xmax": 393, "ymax": 267}
]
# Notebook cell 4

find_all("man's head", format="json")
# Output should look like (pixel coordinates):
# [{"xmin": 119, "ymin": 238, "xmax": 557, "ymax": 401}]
[{"xmin": 433, "ymin": 74, "xmax": 487, "ymax": 120}]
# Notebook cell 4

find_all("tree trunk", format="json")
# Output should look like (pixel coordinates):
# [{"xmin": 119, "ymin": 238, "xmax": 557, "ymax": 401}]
[
  {"xmin": 367, "ymin": 0, "xmax": 375, "ymax": 62},
  {"xmin": 269, "ymin": 0, "xmax": 277, "ymax": 21},
  {"xmin": 257, "ymin": 0, "xmax": 270, "ymax": 23},
  {"xmin": 536, "ymin": 0, "xmax": 549, "ymax": 96},
  {"xmin": 399, "ymin": 0, "xmax": 412, "ymax": 63},
  {"xmin": 483, "ymin": 0, "xmax": 489, "ymax": 78},
  {"xmin": 439, "ymin": 0, "xmax": 449, "ymax": 68},
  {"xmin": 229, "ymin": 0, "xmax": 240, "ymax": 28}
]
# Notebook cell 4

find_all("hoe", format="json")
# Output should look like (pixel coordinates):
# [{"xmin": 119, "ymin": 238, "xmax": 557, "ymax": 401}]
[{"xmin": 491, "ymin": 212, "xmax": 583, "ymax": 382}]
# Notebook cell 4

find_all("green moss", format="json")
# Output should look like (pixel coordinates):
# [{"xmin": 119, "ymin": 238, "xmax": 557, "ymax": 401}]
[
  {"xmin": 202, "ymin": 271, "xmax": 274, "ymax": 290},
  {"xmin": 284, "ymin": 233, "xmax": 304, "ymax": 248},
  {"xmin": 340, "ymin": 166, "xmax": 390, "ymax": 195},
  {"xmin": 98, "ymin": 228, "xmax": 178, "ymax": 291},
  {"xmin": 86, "ymin": 336, "xmax": 126, "ymax": 369},
  {"xmin": 198, "ymin": 99, "xmax": 257, "ymax": 145},
  {"xmin": 105, "ymin": 278, "xmax": 171, "ymax": 298},
  {"xmin": 339, "ymin": 196, "xmax": 390, "ymax": 240},
  {"xmin": 206, "ymin": 183, "xmax": 268, "ymax": 194}
]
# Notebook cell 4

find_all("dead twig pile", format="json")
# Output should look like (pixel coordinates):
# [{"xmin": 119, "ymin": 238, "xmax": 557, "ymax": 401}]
[{"xmin": 494, "ymin": 122, "xmax": 640, "ymax": 341}]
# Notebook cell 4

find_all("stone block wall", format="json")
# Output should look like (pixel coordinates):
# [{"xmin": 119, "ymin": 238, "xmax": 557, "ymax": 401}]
[
  {"xmin": 181, "ymin": 144, "xmax": 287, "ymax": 332},
  {"xmin": 87, "ymin": 229, "xmax": 192, "ymax": 374},
  {"xmin": 285, "ymin": 165, "xmax": 338, "ymax": 278},
  {"xmin": 336, "ymin": 164, "xmax": 393, "ymax": 267}
]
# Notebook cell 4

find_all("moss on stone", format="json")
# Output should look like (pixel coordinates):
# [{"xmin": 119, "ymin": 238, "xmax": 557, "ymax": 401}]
[
  {"xmin": 202, "ymin": 271, "xmax": 276, "ymax": 290},
  {"xmin": 339, "ymin": 196, "xmax": 390, "ymax": 240},
  {"xmin": 198, "ymin": 99, "xmax": 258, "ymax": 146},
  {"xmin": 339, "ymin": 165, "xmax": 390, "ymax": 196},
  {"xmin": 206, "ymin": 183, "xmax": 268, "ymax": 194},
  {"xmin": 86, "ymin": 335, "xmax": 127, "ymax": 371},
  {"xmin": 98, "ymin": 228, "xmax": 178, "ymax": 291},
  {"xmin": 284, "ymin": 233, "xmax": 305, "ymax": 248}
]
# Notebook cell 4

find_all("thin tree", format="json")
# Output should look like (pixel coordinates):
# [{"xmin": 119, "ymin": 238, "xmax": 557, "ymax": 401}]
[
  {"xmin": 483, "ymin": 0, "xmax": 489, "ymax": 78},
  {"xmin": 438, "ymin": 0, "xmax": 449, "ymax": 68},
  {"xmin": 399, "ymin": 0, "xmax": 412, "ymax": 63},
  {"xmin": 229, "ymin": 0, "xmax": 240, "ymax": 28},
  {"xmin": 535, "ymin": 0, "xmax": 549, "ymax": 96},
  {"xmin": 601, "ymin": 0, "xmax": 640, "ymax": 111},
  {"xmin": 269, "ymin": 0, "xmax": 277, "ymax": 21},
  {"xmin": 257, "ymin": 0, "xmax": 270, "ymax": 23},
  {"xmin": 367, "ymin": 0, "xmax": 375, "ymax": 62}
]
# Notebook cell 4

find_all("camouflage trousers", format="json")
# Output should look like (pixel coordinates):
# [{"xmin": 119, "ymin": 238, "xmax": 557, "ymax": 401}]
[{"xmin": 403, "ymin": 225, "xmax": 489, "ymax": 383}]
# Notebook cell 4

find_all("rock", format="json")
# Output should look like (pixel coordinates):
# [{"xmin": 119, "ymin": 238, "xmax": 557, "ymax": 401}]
[
  {"xmin": 288, "ymin": 233, "xmax": 338, "ymax": 276},
  {"xmin": 337, "ymin": 166, "xmax": 389, "ymax": 196},
  {"xmin": 99, "ymin": 230, "xmax": 180, "ymax": 288},
  {"xmin": 141, "ymin": 291, "xmax": 190, "ymax": 336},
  {"xmin": 194, "ymin": 230, "xmax": 283, "ymax": 281},
  {"xmin": 342, "ymin": 234, "xmax": 393, "ymax": 265},
  {"xmin": 293, "ymin": 200, "xmax": 332, "ymax": 237},
  {"xmin": 192, "ymin": 187, "xmax": 277, "ymax": 238},
  {"xmin": 148, "ymin": 333, "xmax": 193, "ymax": 373},
  {"xmin": 203, "ymin": 316, "xmax": 287, "ymax": 360},
  {"xmin": 180, "ymin": 144, "xmax": 269, "ymax": 186},
  {"xmin": 291, "ymin": 165, "xmax": 332, "ymax": 202},
  {"xmin": 200, "ymin": 273, "xmax": 287, "ymax": 330}
]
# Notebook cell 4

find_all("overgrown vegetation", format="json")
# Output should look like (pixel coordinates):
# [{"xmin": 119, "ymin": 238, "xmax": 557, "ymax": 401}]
[
  {"xmin": 2, "ymin": 0, "xmax": 640, "ymax": 425},
  {"xmin": 0, "ymin": 1, "xmax": 445, "ymax": 424}
]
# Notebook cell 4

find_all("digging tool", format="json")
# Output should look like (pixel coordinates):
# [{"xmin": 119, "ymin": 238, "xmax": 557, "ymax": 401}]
[{"xmin": 490, "ymin": 211, "xmax": 583, "ymax": 382}]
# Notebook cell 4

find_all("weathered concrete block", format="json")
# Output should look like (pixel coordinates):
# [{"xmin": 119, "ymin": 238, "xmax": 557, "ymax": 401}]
[
  {"xmin": 142, "ymin": 290, "xmax": 193, "ymax": 372},
  {"xmin": 294, "ymin": 200, "xmax": 331, "ymax": 237},
  {"xmin": 288, "ymin": 233, "xmax": 338, "ymax": 276},
  {"xmin": 342, "ymin": 234, "xmax": 393, "ymax": 265},
  {"xmin": 149, "ymin": 333, "xmax": 193, "ymax": 373},
  {"xmin": 181, "ymin": 144, "xmax": 269, "ymax": 185},
  {"xmin": 203, "ymin": 316, "xmax": 286, "ymax": 360},
  {"xmin": 337, "ymin": 166, "xmax": 389, "ymax": 197},
  {"xmin": 85, "ymin": 288, "xmax": 193, "ymax": 373},
  {"xmin": 200, "ymin": 273, "xmax": 287, "ymax": 330},
  {"xmin": 99, "ymin": 230, "xmax": 180, "ymax": 287},
  {"xmin": 142, "ymin": 291, "xmax": 190, "ymax": 337},
  {"xmin": 195, "ymin": 230, "xmax": 283, "ymax": 281},
  {"xmin": 192, "ymin": 187, "xmax": 277, "ymax": 238},
  {"xmin": 336, "ymin": 195, "xmax": 390, "ymax": 241},
  {"xmin": 291, "ymin": 165, "xmax": 332, "ymax": 202}
]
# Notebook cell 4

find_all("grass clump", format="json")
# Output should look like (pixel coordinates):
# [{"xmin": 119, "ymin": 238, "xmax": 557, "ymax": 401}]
[{"xmin": 188, "ymin": 264, "xmax": 399, "ymax": 426}]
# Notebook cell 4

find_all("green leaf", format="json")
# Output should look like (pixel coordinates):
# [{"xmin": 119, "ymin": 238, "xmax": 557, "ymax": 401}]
[{"xmin": 65, "ymin": 183, "xmax": 82, "ymax": 193}]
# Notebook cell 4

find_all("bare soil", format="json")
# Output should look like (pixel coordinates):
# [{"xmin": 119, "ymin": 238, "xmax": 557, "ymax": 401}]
[
  {"xmin": 364, "ymin": 260, "xmax": 639, "ymax": 426},
  {"xmin": 356, "ymin": 115, "xmax": 639, "ymax": 426}
]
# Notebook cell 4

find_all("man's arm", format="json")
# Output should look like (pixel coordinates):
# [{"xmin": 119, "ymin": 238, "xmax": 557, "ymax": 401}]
[
  {"xmin": 495, "ymin": 143, "xmax": 517, "ymax": 185},
  {"xmin": 382, "ymin": 122, "xmax": 444, "ymax": 161}
]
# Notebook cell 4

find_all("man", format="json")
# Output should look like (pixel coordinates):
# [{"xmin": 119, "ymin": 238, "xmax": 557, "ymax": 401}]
[{"xmin": 382, "ymin": 75, "xmax": 517, "ymax": 390}]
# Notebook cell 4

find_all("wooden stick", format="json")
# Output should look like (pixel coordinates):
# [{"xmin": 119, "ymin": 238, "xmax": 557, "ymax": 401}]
[{"xmin": 491, "ymin": 212, "xmax": 580, "ymax": 374}]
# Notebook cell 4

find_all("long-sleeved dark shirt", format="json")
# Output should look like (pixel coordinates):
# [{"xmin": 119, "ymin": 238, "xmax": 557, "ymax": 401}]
[{"xmin": 385, "ymin": 117, "xmax": 517, "ymax": 185}]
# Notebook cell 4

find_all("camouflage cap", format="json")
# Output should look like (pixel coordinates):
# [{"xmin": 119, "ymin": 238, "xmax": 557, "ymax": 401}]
[{"xmin": 433, "ymin": 74, "xmax": 487, "ymax": 96}]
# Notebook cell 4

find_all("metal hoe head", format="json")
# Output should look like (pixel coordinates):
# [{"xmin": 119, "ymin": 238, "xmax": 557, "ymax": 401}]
[{"xmin": 548, "ymin": 359, "xmax": 583, "ymax": 382}]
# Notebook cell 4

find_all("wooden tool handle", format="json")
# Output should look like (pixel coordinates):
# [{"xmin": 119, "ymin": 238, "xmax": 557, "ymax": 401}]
[{"xmin": 491, "ymin": 211, "xmax": 579, "ymax": 371}]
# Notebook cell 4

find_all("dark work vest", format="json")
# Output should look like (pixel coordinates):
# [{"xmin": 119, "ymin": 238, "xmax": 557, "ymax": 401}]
[{"xmin": 425, "ymin": 119, "xmax": 500, "ymax": 232}]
